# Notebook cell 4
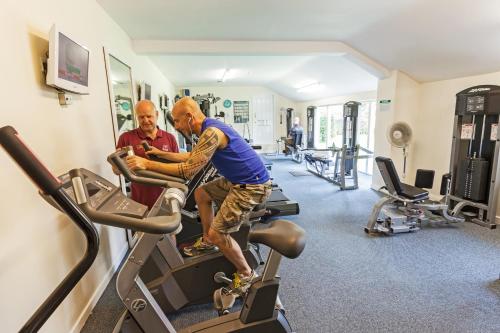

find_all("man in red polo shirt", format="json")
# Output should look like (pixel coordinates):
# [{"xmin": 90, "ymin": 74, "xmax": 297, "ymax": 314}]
[{"xmin": 115, "ymin": 99, "xmax": 179, "ymax": 209}]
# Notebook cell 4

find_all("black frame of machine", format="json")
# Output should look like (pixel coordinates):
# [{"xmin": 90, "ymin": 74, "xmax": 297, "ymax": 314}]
[{"xmin": 448, "ymin": 85, "xmax": 500, "ymax": 228}]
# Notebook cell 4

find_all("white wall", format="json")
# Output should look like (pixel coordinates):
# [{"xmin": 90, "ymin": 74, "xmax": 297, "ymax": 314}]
[
  {"xmin": 371, "ymin": 71, "xmax": 421, "ymax": 188},
  {"xmin": 182, "ymin": 86, "xmax": 297, "ymax": 152},
  {"xmin": 0, "ymin": 1, "xmax": 176, "ymax": 332}
]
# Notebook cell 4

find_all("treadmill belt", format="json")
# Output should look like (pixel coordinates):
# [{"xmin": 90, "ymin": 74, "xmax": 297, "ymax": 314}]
[{"xmin": 268, "ymin": 190, "xmax": 288, "ymax": 202}]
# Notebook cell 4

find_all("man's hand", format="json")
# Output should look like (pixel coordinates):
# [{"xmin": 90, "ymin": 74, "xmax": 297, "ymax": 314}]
[
  {"xmin": 111, "ymin": 165, "xmax": 121, "ymax": 175},
  {"xmin": 126, "ymin": 155, "xmax": 149, "ymax": 171},
  {"xmin": 145, "ymin": 146, "xmax": 164, "ymax": 157}
]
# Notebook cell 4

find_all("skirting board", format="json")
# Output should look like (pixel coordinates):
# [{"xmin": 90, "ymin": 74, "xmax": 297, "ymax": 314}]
[{"xmin": 70, "ymin": 242, "xmax": 129, "ymax": 333}]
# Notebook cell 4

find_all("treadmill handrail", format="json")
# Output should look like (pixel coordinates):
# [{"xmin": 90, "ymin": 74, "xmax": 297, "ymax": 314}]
[
  {"xmin": 0, "ymin": 126, "xmax": 100, "ymax": 333},
  {"xmin": 69, "ymin": 168, "xmax": 183, "ymax": 235},
  {"xmin": 0, "ymin": 125, "xmax": 61, "ymax": 195},
  {"xmin": 107, "ymin": 149, "xmax": 188, "ymax": 193}
]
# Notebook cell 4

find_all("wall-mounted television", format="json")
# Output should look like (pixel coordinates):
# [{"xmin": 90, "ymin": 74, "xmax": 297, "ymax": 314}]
[{"xmin": 46, "ymin": 24, "xmax": 90, "ymax": 94}]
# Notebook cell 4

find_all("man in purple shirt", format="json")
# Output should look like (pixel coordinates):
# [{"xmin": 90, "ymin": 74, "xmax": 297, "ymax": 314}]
[
  {"xmin": 125, "ymin": 97, "xmax": 271, "ymax": 294},
  {"xmin": 115, "ymin": 100, "xmax": 179, "ymax": 209}
]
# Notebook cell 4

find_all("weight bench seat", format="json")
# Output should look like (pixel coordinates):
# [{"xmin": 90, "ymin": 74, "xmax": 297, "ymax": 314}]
[{"xmin": 376, "ymin": 156, "xmax": 428, "ymax": 201}]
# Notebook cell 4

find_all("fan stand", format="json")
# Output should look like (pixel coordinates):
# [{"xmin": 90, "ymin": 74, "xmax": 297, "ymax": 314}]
[{"xmin": 402, "ymin": 146, "xmax": 407, "ymax": 179}]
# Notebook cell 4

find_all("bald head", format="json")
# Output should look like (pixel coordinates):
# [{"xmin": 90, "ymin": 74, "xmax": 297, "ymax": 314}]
[
  {"xmin": 171, "ymin": 97, "xmax": 206, "ymax": 136},
  {"xmin": 135, "ymin": 99, "xmax": 156, "ymax": 113},
  {"xmin": 172, "ymin": 97, "xmax": 203, "ymax": 118}
]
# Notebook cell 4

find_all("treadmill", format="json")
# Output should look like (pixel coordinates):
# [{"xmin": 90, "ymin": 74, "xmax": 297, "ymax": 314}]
[{"xmin": 259, "ymin": 154, "xmax": 300, "ymax": 217}]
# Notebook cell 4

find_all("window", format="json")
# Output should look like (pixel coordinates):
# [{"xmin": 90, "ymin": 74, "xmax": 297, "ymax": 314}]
[
  {"xmin": 315, "ymin": 104, "xmax": 343, "ymax": 149},
  {"xmin": 314, "ymin": 100, "xmax": 376, "ymax": 175}
]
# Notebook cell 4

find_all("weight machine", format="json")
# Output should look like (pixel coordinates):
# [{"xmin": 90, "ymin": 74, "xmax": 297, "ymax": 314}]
[
  {"xmin": 365, "ymin": 157, "xmax": 463, "ymax": 235},
  {"xmin": 275, "ymin": 108, "xmax": 304, "ymax": 163},
  {"xmin": 447, "ymin": 85, "xmax": 500, "ymax": 228},
  {"xmin": 304, "ymin": 101, "xmax": 372, "ymax": 190}
]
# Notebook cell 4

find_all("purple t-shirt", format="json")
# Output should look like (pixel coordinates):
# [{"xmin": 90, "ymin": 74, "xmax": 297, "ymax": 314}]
[{"xmin": 202, "ymin": 118, "xmax": 269, "ymax": 184}]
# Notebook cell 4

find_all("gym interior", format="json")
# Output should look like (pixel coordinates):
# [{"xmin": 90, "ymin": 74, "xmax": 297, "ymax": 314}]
[{"xmin": 2, "ymin": 1, "xmax": 500, "ymax": 332}]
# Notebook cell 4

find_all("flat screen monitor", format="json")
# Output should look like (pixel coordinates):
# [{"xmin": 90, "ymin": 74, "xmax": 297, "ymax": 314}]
[{"xmin": 46, "ymin": 25, "xmax": 90, "ymax": 94}]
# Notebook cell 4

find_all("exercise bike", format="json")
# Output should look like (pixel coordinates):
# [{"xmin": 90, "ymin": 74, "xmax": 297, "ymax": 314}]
[{"xmin": 107, "ymin": 147, "xmax": 262, "ymax": 313}]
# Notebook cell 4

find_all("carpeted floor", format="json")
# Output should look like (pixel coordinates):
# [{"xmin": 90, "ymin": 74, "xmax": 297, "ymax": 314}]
[{"xmin": 82, "ymin": 159, "xmax": 500, "ymax": 333}]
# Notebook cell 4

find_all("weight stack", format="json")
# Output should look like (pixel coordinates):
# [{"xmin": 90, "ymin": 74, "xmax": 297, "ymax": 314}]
[
  {"xmin": 455, "ymin": 158, "xmax": 489, "ymax": 201},
  {"xmin": 344, "ymin": 147, "xmax": 355, "ymax": 175}
]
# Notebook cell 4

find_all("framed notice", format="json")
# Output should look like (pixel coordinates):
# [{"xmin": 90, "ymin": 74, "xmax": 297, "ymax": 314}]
[
  {"xmin": 461, "ymin": 123, "xmax": 474, "ymax": 139},
  {"xmin": 491, "ymin": 124, "xmax": 498, "ymax": 141},
  {"xmin": 233, "ymin": 100, "xmax": 250, "ymax": 123}
]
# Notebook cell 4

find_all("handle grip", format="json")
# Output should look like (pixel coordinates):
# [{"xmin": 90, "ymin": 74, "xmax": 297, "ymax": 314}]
[{"xmin": 0, "ymin": 126, "xmax": 61, "ymax": 194}]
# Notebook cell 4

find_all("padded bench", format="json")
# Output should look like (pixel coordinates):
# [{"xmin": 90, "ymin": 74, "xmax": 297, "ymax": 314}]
[{"xmin": 375, "ymin": 156, "xmax": 428, "ymax": 201}]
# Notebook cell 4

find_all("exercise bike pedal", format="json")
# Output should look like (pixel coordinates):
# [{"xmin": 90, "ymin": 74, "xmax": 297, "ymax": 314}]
[
  {"xmin": 213, "ymin": 287, "xmax": 238, "ymax": 316},
  {"xmin": 214, "ymin": 271, "xmax": 232, "ymax": 285}
]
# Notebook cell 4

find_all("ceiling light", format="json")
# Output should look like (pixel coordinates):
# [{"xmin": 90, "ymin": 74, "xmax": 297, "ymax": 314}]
[
  {"xmin": 218, "ymin": 68, "xmax": 230, "ymax": 83},
  {"xmin": 296, "ymin": 81, "xmax": 325, "ymax": 93}
]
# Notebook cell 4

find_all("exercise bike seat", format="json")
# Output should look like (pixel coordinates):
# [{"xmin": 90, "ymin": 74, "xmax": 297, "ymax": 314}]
[{"xmin": 249, "ymin": 220, "xmax": 306, "ymax": 259}]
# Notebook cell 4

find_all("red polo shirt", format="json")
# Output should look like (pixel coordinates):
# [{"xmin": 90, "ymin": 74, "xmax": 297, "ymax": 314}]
[{"xmin": 116, "ymin": 127, "xmax": 179, "ymax": 209}]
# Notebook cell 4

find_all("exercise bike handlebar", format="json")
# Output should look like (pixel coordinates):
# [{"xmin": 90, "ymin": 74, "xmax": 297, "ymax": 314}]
[
  {"xmin": 69, "ymin": 168, "xmax": 184, "ymax": 234},
  {"xmin": 0, "ymin": 126, "xmax": 100, "ymax": 333},
  {"xmin": 107, "ymin": 148, "xmax": 188, "ymax": 193}
]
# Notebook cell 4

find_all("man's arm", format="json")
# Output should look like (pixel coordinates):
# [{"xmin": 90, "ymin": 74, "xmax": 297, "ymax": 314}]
[
  {"xmin": 127, "ymin": 127, "xmax": 224, "ymax": 179},
  {"xmin": 145, "ymin": 147, "xmax": 191, "ymax": 162}
]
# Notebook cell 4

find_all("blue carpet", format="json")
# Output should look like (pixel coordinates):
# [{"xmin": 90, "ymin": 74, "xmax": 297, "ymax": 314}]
[{"xmin": 83, "ymin": 159, "xmax": 500, "ymax": 333}]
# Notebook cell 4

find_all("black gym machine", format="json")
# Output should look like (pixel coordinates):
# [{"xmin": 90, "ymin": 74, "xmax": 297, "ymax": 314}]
[{"xmin": 447, "ymin": 85, "xmax": 500, "ymax": 228}]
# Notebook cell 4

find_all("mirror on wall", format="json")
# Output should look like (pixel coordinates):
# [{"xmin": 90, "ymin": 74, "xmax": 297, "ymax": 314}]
[{"xmin": 103, "ymin": 48, "xmax": 136, "ymax": 143}]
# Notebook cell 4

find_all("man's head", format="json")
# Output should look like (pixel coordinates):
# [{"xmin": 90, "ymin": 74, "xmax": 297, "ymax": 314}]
[
  {"xmin": 135, "ymin": 100, "xmax": 158, "ymax": 133},
  {"xmin": 171, "ymin": 97, "xmax": 205, "ymax": 136},
  {"xmin": 293, "ymin": 117, "xmax": 301, "ymax": 126}
]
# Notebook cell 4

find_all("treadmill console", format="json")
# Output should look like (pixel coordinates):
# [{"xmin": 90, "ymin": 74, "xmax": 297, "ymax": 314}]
[{"xmin": 51, "ymin": 168, "xmax": 148, "ymax": 218}]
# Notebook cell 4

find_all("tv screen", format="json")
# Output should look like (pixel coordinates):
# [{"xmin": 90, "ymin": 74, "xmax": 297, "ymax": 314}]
[
  {"xmin": 58, "ymin": 32, "xmax": 89, "ymax": 86},
  {"xmin": 46, "ymin": 25, "xmax": 90, "ymax": 94}
]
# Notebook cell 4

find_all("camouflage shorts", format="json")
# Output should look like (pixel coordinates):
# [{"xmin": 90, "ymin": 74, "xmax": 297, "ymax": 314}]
[{"xmin": 200, "ymin": 177, "xmax": 272, "ymax": 234}]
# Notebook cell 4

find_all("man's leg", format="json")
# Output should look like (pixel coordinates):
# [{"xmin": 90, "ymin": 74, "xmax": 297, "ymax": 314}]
[
  {"xmin": 206, "ymin": 182, "xmax": 271, "ymax": 278},
  {"xmin": 183, "ymin": 178, "xmax": 232, "ymax": 256},
  {"xmin": 207, "ymin": 228, "xmax": 251, "ymax": 277},
  {"xmin": 194, "ymin": 187, "xmax": 214, "ymax": 241}
]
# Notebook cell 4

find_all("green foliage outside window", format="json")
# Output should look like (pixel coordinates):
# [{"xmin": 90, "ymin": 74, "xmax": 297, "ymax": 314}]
[{"xmin": 319, "ymin": 116, "xmax": 327, "ymax": 143}]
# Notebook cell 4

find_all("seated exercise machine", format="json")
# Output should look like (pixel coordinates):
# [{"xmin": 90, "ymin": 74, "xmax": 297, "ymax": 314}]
[
  {"xmin": 283, "ymin": 130, "xmax": 304, "ymax": 163},
  {"xmin": 365, "ymin": 156, "xmax": 463, "ymax": 235},
  {"xmin": 304, "ymin": 144, "xmax": 372, "ymax": 190},
  {"xmin": 304, "ymin": 101, "xmax": 373, "ymax": 190},
  {"xmin": 107, "ymin": 148, "xmax": 262, "ymax": 313},
  {"xmin": 275, "ymin": 108, "xmax": 304, "ymax": 163}
]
